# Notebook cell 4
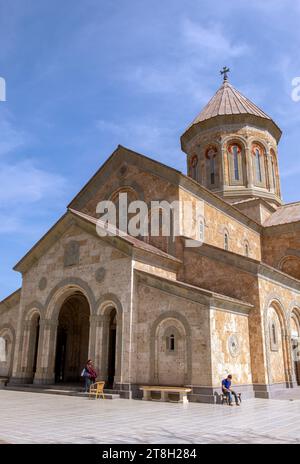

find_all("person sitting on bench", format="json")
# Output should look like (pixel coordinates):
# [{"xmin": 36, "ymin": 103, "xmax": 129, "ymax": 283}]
[{"xmin": 221, "ymin": 374, "xmax": 240, "ymax": 406}]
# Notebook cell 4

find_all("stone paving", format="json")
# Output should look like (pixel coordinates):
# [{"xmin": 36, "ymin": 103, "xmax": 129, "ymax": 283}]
[{"xmin": 0, "ymin": 390, "xmax": 300, "ymax": 444}]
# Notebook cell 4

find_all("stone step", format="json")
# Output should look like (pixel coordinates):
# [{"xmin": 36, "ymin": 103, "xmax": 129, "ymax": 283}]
[{"xmin": 5, "ymin": 384, "xmax": 121, "ymax": 400}]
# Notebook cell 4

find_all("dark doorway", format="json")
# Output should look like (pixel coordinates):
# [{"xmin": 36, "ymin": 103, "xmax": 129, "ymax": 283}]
[
  {"xmin": 55, "ymin": 293, "xmax": 90, "ymax": 383},
  {"xmin": 107, "ymin": 309, "xmax": 117, "ymax": 388},
  {"xmin": 55, "ymin": 327, "xmax": 67, "ymax": 383},
  {"xmin": 32, "ymin": 316, "xmax": 40, "ymax": 377}
]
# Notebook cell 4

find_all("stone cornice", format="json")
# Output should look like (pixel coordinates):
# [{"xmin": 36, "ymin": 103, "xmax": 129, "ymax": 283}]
[
  {"xmin": 135, "ymin": 269, "xmax": 252, "ymax": 314},
  {"xmin": 187, "ymin": 240, "xmax": 300, "ymax": 291}
]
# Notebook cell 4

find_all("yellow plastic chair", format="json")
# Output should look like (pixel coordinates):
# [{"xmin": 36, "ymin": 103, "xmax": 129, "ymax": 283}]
[{"xmin": 88, "ymin": 381, "xmax": 105, "ymax": 399}]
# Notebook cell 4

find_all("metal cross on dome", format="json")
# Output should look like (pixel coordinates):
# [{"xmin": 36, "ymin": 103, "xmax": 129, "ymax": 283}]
[{"xmin": 220, "ymin": 66, "xmax": 230, "ymax": 82}]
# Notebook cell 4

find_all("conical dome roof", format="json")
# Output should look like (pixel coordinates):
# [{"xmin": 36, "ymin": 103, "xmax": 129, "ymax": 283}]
[
  {"xmin": 181, "ymin": 79, "xmax": 282, "ymax": 148},
  {"xmin": 192, "ymin": 81, "xmax": 271, "ymax": 123}
]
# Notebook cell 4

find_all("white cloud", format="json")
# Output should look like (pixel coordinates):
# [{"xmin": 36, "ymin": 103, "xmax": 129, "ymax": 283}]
[
  {"xmin": 182, "ymin": 19, "xmax": 249, "ymax": 58},
  {"xmin": 123, "ymin": 18, "xmax": 250, "ymax": 100},
  {"xmin": 0, "ymin": 113, "xmax": 28, "ymax": 156},
  {"xmin": 0, "ymin": 160, "xmax": 66, "ymax": 204},
  {"xmin": 96, "ymin": 118, "xmax": 183, "ymax": 166}
]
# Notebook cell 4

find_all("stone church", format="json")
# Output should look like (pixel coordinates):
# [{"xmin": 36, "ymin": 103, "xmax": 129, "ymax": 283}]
[{"xmin": 1, "ymin": 74, "xmax": 300, "ymax": 402}]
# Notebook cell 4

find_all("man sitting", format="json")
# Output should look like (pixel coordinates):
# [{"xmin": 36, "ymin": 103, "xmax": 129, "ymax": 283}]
[{"xmin": 221, "ymin": 374, "xmax": 240, "ymax": 406}]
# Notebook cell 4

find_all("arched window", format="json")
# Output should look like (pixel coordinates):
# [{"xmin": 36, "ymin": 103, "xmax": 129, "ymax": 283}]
[
  {"xmin": 227, "ymin": 143, "xmax": 243, "ymax": 184},
  {"xmin": 252, "ymin": 144, "xmax": 265, "ymax": 185},
  {"xmin": 270, "ymin": 150, "xmax": 277, "ymax": 193},
  {"xmin": 224, "ymin": 231, "xmax": 229, "ymax": 251},
  {"xmin": 205, "ymin": 147, "xmax": 218, "ymax": 186},
  {"xmin": 272, "ymin": 322, "xmax": 277, "ymax": 345},
  {"xmin": 255, "ymin": 148, "xmax": 262, "ymax": 182},
  {"xmin": 189, "ymin": 155, "xmax": 198, "ymax": 181},
  {"xmin": 167, "ymin": 334, "xmax": 175, "ymax": 352},
  {"xmin": 199, "ymin": 220, "xmax": 204, "ymax": 242},
  {"xmin": 244, "ymin": 242, "xmax": 249, "ymax": 257},
  {"xmin": 233, "ymin": 145, "xmax": 239, "ymax": 180},
  {"xmin": 0, "ymin": 337, "xmax": 7, "ymax": 363}
]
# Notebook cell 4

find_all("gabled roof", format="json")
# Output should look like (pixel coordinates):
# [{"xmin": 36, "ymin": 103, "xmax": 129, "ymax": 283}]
[
  {"xmin": 192, "ymin": 81, "xmax": 272, "ymax": 123},
  {"xmin": 264, "ymin": 201, "xmax": 300, "ymax": 227},
  {"xmin": 0, "ymin": 288, "xmax": 21, "ymax": 311},
  {"xmin": 13, "ymin": 209, "xmax": 180, "ymax": 273}
]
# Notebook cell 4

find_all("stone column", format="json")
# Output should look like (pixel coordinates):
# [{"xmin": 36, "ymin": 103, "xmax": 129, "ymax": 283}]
[
  {"xmin": 34, "ymin": 319, "xmax": 58, "ymax": 385},
  {"xmin": 18, "ymin": 320, "xmax": 34, "ymax": 383},
  {"xmin": 245, "ymin": 146, "xmax": 254, "ymax": 188}
]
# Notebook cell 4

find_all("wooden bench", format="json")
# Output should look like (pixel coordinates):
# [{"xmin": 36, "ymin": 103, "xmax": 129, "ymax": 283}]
[{"xmin": 140, "ymin": 386, "xmax": 191, "ymax": 404}]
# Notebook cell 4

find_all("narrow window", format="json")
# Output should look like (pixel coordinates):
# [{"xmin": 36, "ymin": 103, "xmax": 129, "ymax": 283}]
[
  {"xmin": 167, "ymin": 334, "xmax": 175, "ymax": 352},
  {"xmin": 0, "ymin": 337, "xmax": 7, "ymax": 362},
  {"xmin": 245, "ymin": 243, "xmax": 249, "ymax": 257},
  {"xmin": 271, "ymin": 158, "xmax": 276, "ymax": 191},
  {"xmin": 255, "ymin": 148, "xmax": 262, "ymax": 183},
  {"xmin": 199, "ymin": 221, "xmax": 204, "ymax": 241},
  {"xmin": 169, "ymin": 334, "xmax": 175, "ymax": 351},
  {"xmin": 272, "ymin": 322, "xmax": 277, "ymax": 345},
  {"xmin": 224, "ymin": 232, "xmax": 229, "ymax": 251},
  {"xmin": 210, "ymin": 156, "xmax": 215, "ymax": 185},
  {"xmin": 233, "ymin": 145, "xmax": 239, "ymax": 180}
]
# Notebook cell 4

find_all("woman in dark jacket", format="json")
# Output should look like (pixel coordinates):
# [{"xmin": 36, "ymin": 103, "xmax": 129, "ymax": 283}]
[{"xmin": 82, "ymin": 359, "xmax": 97, "ymax": 392}]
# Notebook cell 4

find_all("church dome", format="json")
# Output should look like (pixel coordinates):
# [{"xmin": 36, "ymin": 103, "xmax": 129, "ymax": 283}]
[{"xmin": 181, "ymin": 73, "xmax": 282, "ymax": 207}]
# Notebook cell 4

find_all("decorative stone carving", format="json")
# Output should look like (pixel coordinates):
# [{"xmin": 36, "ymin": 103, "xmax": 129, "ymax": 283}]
[
  {"xmin": 64, "ymin": 241, "xmax": 80, "ymax": 267},
  {"xmin": 38, "ymin": 277, "xmax": 47, "ymax": 291},
  {"xmin": 119, "ymin": 163, "xmax": 128, "ymax": 178},
  {"xmin": 95, "ymin": 267, "xmax": 106, "ymax": 283},
  {"xmin": 228, "ymin": 334, "xmax": 240, "ymax": 357}
]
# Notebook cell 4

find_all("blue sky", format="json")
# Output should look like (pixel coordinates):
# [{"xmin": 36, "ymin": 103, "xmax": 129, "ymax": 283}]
[{"xmin": 0, "ymin": 0, "xmax": 300, "ymax": 299}]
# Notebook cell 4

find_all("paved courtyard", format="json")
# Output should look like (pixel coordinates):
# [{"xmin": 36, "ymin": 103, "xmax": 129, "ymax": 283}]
[{"xmin": 0, "ymin": 390, "xmax": 300, "ymax": 444}]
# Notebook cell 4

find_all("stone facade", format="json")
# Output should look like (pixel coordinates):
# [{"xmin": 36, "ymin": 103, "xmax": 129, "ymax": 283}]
[{"xmin": 1, "ymin": 79, "xmax": 300, "ymax": 402}]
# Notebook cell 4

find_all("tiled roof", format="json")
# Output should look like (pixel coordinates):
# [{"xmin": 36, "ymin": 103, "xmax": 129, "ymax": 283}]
[
  {"xmin": 68, "ymin": 209, "xmax": 181, "ymax": 262},
  {"xmin": 191, "ymin": 81, "xmax": 272, "ymax": 124},
  {"xmin": 264, "ymin": 202, "xmax": 300, "ymax": 227}
]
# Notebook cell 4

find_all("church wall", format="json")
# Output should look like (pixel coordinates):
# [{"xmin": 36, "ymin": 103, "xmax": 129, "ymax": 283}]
[
  {"xmin": 210, "ymin": 308, "xmax": 252, "ymax": 387},
  {"xmin": 181, "ymin": 249, "xmax": 266, "ymax": 385},
  {"xmin": 178, "ymin": 187, "xmax": 261, "ymax": 260},
  {"xmin": 12, "ymin": 224, "xmax": 134, "ymax": 385},
  {"xmin": 257, "ymin": 276, "xmax": 300, "ymax": 387},
  {"xmin": 0, "ymin": 300, "xmax": 19, "ymax": 379},
  {"xmin": 135, "ymin": 282, "xmax": 212, "ymax": 388},
  {"xmin": 262, "ymin": 223, "xmax": 300, "ymax": 277},
  {"xmin": 80, "ymin": 159, "xmax": 179, "ymax": 219}
]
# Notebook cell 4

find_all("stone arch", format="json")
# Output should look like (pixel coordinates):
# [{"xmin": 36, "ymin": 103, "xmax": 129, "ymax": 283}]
[
  {"xmin": 18, "ymin": 306, "xmax": 42, "ymax": 383},
  {"xmin": 44, "ymin": 277, "xmax": 97, "ymax": 321},
  {"xmin": 104, "ymin": 180, "xmax": 144, "ymax": 202},
  {"xmin": 270, "ymin": 148, "xmax": 280, "ymax": 195},
  {"xmin": 32, "ymin": 279, "xmax": 97, "ymax": 384},
  {"xmin": 289, "ymin": 304, "xmax": 300, "ymax": 385},
  {"xmin": 96, "ymin": 293, "xmax": 123, "ymax": 387},
  {"xmin": 204, "ymin": 144, "xmax": 219, "ymax": 188},
  {"xmin": 264, "ymin": 296, "xmax": 290, "ymax": 385},
  {"xmin": 0, "ymin": 324, "xmax": 16, "ymax": 377},
  {"xmin": 150, "ymin": 311, "xmax": 192, "ymax": 385},
  {"xmin": 24, "ymin": 302, "xmax": 44, "ymax": 321},
  {"xmin": 278, "ymin": 255, "xmax": 300, "ymax": 280},
  {"xmin": 54, "ymin": 291, "xmax": 91, "ymax": 383},
  {"xmin": 224, "ymin": 138, "xmax": 247, "ymax": 187},
  {"xmin": 251, "ymin": 141, "xmax": 267, "ymax": 188}
]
